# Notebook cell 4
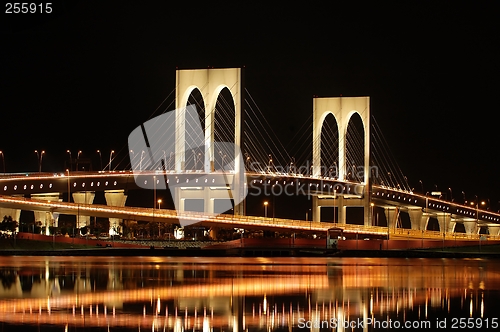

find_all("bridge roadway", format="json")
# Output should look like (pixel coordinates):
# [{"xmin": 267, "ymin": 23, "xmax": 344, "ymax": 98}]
[{"xmin": 0, "ymin": 171, "xmax": 499, "ymax": 236}]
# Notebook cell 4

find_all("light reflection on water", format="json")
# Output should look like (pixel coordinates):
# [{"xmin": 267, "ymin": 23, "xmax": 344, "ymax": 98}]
[{"xmin": 0, "ymin": 256, "xmax": 499, "ymax": 331}]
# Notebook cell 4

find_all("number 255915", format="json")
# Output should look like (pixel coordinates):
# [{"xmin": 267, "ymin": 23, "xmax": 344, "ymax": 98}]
[{"xmin": 5, "ymin": 3, "xmax": 52, "ymax": 14}]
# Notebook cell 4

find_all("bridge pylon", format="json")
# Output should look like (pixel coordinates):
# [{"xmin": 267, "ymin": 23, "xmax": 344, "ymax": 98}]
[
  {"xmin": 174, "ymin": 67, "xmax": 245, "ymax": 216},
  {"xmin": 311, "ymin": 96, "xmax": 372, "ymax": 226}
]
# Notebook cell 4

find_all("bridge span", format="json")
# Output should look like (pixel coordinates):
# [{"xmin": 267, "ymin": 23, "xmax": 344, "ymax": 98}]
[{"xmin": 1, "ymin": 171, "xmax": 500, "ymax": 239}]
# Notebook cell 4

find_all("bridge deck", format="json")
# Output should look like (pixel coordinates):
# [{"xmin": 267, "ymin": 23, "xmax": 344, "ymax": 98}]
[{"xmin": 1, "ymin": 194, "xmax": 498, "ymax": 242}]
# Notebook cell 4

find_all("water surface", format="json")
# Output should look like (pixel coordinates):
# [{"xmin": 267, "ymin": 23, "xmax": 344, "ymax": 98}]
[{"xmin": 0, "ymin": 256, "xmax": 498, "ymax": 331}]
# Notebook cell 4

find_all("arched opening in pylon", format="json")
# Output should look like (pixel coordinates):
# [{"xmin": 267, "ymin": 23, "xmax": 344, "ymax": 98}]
[
  {"xmin": 345, "ymin": 113, "xmax": 365, "ymax": 182},
  {"xmin": 214, "ymin": 87, "xmax": 235, "ymax": 171},
  {"xmin": 185, "ymin": 88, "xmax": 205, "ymax": 171},
  {"xmin": 320, "ymin": 113, "xmax": 339, "ymax": 178}
]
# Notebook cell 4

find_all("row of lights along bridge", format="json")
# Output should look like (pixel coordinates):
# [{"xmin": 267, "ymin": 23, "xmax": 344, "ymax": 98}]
[
  {"xmin": 0, "ymin": 150, "xmax": 116, "ymax": 173},
  {"xmin": 0, "ymin": 150, "xmax": 497, "ymax": 212}
]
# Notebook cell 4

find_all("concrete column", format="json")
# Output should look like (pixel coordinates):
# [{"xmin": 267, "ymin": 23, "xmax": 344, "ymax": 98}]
[
  {"xmin": 175, "ymin": 105, "xmax": 186, "ymax": 172},
  {"xmin": 363, "ymin": 198, "xmax": 371, "ymax": 227},
  {"xmin": 105, "ymin": 190, "xmax": 127, "ymax": 235},
  {"xmin": 384, "ymin": 207, "xmax": 399, "ymax": 230},
  {"xmin": 31, "ymin": 193, "xmax": 62, "ymax": 235},
  {"xmin": 436, "ymin": 213, "xmax": 454, "ymax": 233},
  {"xmin": 463, "ymin": 221, "xmax": 478, "ymax": 235},
  {"xmin": 204, "ymin": 187, "xmax": 214, "ymax": 214},
  {"xmin": 407, "ymin": 208, "xmax": 423, "ymax": 230},
  {"xmin": 337, "ymin": 196, "xmax": 346, "ymax": 224},
  {"xmin": 420, "ymin": 214, "xmax": 431, "ymax": 230},
  {"xmin": 72, "ymin": 191, "xmax": 96, "ymax": 229},
  {"xmin": 488, "ymin": 225, "xmax": 500, "ymax": 236},
  {"xmin": 312, "ymin": 196, "xmax": 321, "ymax": 222},
  {"xmin": 233, "ymin": 161, "xmax": 245, "ymax": 216}
]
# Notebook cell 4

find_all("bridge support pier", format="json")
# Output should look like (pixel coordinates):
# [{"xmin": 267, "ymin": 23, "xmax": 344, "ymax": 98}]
[
  {"xmin": 463, "ymin": 221, "xmax": 478, "ymax": 235},
  {"xmin": 72, "ymin": 191, "xmax": 95, "ymax": 229},
  {"xmin": 31, "ymin": 193, "xmax": 62, "ymax": 235},
  {"xmin": 384, "ymin": 207, "xmax": 399, "ymax": 231},
  {"xmin": 488, "ymin": 225, "xmax": 500, "ymax": 236},
  {"xmin": 105, "ymin": 190, "xmax": 127, "ymax": 235},
  {"xmin": 436, "ymin": 213, "xmax": 455, "ymax": 233},
  {"xmin": 407, "ymin": 208, "xmax": 423, "ymax": 230},
  {"xmin": 405, "ymin": 209, "xmax": 437, "ymax": 231},
  {"xmin": 338, "ymin": 197, "xmax": 346, "ymax": 224},
  {"xmin": 174, "ymin": 187, "xmax": 234, "ymax": 217},
  {"xmin": 312, "ymin": 196, "xmax": 321, "ymax": 223},
  {"xmin": 420, "ymin": 213, "xmax": 431, "ymax": 230},
  {"xmin": 311, "ymin": 196, "xmax": 348, "ymax": 224}
]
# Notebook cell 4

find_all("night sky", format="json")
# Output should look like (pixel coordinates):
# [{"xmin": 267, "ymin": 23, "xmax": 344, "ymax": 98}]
[{"xmin": 2, "ymin": 2, "xmax": 500, "ymax": 212}]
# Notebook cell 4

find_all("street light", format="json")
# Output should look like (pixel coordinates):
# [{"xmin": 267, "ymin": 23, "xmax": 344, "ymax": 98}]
[
  {"xmin": 77, "ymin": 150, "xmax": 82, "ymax": 171},
  {"xmin": 66, "ymin": 150, "xmax": 72, "ymax": 171},
  {"xmin": 448, "ymin": 187, "xmax": 453, "ymax": 202},
  {"xmin": 129, "ymin": 149, "xmax": 135, "ymax": 170},
  {"xmin": 333, "ymin": 189, "xmax": 337, "ymax": 224},
  {"xmin": 153, "ymin": 174, "xmax": 157, "ymax": 207},
  {"xmin": 35, "ymin": 150, "xmax": 45, "ymax": 172},
  {"xmin": 157, "ymin": 198, "xmax": 163, "ymax": 239},
  {"xmin": 140, "ymin": 150, "xmax": 145, "ymax": 171},
  {"xmin": 264, "ymin": 201, "xmax": 268, "ymax": 218},
  {"xmin": 97, "ymin": 150, "xmax": 102, "ymax": 170},
  {"xmin": 109, "ymin": 150, "xmax": 114, "ymax": 172},
  {"xmin": 40, "ymin": 151, "xmax": 45, "ymax": 172},
  {"xmin": 474, "ymin": 195, "xmax": 484, "ymax": 224},
  {"xmin": 0, "ymin": 151, "xmax": 4, "ymax": 174},
  {"xmin": 371, "ymin": 202, "xmax": 375, "ymax": 226},
  {"xmin": 66, "ymin": 169, "xmax": 70, "ymax": 203}
]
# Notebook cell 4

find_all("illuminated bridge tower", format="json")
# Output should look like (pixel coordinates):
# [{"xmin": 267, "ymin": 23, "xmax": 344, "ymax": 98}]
[
  {"xmin": 312, "ymin": 97, "xmax": 372, "ymax": 226},
  {"xmin": 174, "ymin": 67, "xmax": 245, "ymax": 216}
]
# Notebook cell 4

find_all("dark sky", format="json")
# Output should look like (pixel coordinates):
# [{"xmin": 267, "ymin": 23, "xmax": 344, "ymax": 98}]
[{"xmin": 1, "ymin": 2, "xmax": 499, "ymax": 209}]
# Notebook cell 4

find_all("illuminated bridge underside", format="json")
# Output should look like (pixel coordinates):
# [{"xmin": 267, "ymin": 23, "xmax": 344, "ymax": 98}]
[
  {"xmin": 1, "ymin": 172, "xmax": 500, "ymax": 237},
  {"xmin": 0, "ymin": 195, "xmax": 381, "ymax": 235},
  {"xmin": 1, "ymin": 172, "xmax": 500, "ymax": 224}
]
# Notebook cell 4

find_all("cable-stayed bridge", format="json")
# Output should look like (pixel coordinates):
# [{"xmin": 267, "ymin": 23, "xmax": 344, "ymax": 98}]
[{"xmin": 0, "ymin": 68, "xmax": 498, "ymax": 241}]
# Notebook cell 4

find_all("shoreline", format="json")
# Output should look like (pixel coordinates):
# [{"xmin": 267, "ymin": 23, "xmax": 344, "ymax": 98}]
[
  {"xmin": 2, "ymin": 237, "xmax": 500, "ymax": 259},
  {"xmin": 1, "ymin": 247, "xmax": 500, "ymax": 259}
]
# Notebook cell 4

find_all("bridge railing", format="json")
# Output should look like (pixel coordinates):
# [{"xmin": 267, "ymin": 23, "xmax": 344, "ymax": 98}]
[{"xmin": 389, "ymin": 227, "xmax": 500, "ymax": 241}]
